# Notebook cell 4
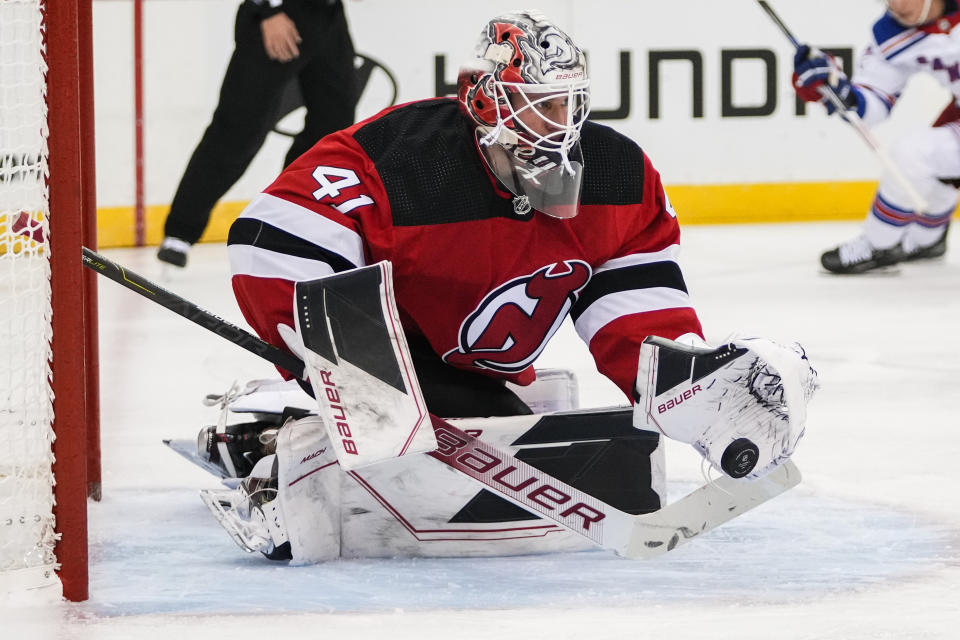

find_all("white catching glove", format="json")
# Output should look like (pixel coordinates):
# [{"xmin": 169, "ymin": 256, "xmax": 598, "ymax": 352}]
[{"xmin": 633, "ymin": 335, "xmax": 819, "ymax": 479}]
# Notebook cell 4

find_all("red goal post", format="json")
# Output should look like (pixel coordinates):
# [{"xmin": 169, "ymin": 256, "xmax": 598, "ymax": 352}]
[{"xmin": 0, "ymin": 0, "xmax": 99, "ymax": 602}]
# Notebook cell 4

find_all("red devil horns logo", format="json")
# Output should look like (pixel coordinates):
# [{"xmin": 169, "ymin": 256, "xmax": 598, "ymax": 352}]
[{"xmin": 443, "ymin": 261, "xmax": 591, "ymax": 373}]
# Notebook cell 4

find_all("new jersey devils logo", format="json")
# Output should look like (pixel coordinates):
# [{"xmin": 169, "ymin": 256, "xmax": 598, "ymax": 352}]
[{"xmin": 443, "ymin": 261, "xmax": 592, "ymax": 373}]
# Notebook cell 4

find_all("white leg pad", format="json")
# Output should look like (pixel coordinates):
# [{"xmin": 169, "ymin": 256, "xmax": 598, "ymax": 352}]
[{"xmin": 275, "ymin": 416, "xmax": 342, "ymax": 562}]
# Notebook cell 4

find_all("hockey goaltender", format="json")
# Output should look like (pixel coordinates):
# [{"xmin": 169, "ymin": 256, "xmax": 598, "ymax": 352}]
[{"xmin": 170, "ymin": 10, "xmax": 819, "ymax": 563}]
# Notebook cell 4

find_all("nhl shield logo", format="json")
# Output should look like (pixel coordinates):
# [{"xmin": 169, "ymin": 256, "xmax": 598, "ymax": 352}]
[{"xmin": 512, "ymin": 195, "xmax": 533, "ymax": 217}]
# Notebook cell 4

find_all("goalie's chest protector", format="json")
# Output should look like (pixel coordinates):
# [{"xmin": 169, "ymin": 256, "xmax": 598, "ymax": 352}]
[{"xmin": 349, "ymin": 99, "xmax": 657, "ymax": 384}]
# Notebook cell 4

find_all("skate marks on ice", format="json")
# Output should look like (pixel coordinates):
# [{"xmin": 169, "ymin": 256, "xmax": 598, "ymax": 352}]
[{"xmin": 83, "ymin": 484, "xmax": 957, "ymax": 617}]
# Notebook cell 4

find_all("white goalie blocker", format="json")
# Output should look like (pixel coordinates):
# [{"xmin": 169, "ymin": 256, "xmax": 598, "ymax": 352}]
[{"xmin": 289, "ymin": 261, "xmax": 438, "ymax": 470}]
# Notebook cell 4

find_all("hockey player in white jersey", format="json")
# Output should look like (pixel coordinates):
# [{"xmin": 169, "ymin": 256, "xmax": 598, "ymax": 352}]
[{"xmin": 793, "ymin": 0, "xmax": 958, "ymax": 273}]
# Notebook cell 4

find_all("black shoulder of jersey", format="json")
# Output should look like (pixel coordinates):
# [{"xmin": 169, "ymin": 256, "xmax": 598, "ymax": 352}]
[
  {"xmin": 352, "ymin": 98, "xmax": 515, "ymax": 227},
  {"xmin": 579, "ymin": 120, "xmax": 646, "ymax": 206}
]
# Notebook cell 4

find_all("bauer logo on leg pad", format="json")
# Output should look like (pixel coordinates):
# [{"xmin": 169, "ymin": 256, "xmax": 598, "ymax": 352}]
[{"xmin": 318, "ymin": 369, "xmax": 358, "ymax": 456}]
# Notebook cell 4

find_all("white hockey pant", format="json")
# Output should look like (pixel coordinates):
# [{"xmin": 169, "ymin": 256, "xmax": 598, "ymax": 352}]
[{"xmin": 865, "ymin": 125, "xmax": 959, "ymax": 250}]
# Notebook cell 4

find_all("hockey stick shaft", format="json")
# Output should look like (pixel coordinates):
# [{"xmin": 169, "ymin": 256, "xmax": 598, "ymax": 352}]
[
  {"xmin": 756, "ymin": 0, "xmax": 929, "ymax": 212},
  {"xmin": 81, "ymin": 246, "xmax": 305, "ymax": 380},
  {"xmin": 85, "ymin": 248, "xmax": 799, "ymax": 558},
  {"xmin": 756, "ymin": 0, "xmax": 801, "ymax": 48},
  {"xmin": 828, "ymin": 106, "xmax": 930, "ymax": 213}
]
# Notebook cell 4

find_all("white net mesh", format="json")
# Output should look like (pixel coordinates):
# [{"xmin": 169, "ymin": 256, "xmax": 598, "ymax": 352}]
[{"xmin": 0, "ymin": 0, "xmax": 60, "ymax": 592}]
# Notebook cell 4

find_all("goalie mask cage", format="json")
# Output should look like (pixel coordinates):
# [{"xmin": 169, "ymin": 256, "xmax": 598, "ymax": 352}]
[{"xmin": 0, "ymin": 0, "xmax": 99, "ymax": 602}]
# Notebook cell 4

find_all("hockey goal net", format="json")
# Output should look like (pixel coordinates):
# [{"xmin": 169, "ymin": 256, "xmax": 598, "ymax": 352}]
[{"xmin": 0, "ymin": 0, "xmax": 97, "ymax": 602}]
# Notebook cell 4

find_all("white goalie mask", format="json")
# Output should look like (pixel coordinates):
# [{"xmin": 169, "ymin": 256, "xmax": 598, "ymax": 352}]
[{"xmin": 458, "ymin": 11, "xmax": 591, "ymax": 219}]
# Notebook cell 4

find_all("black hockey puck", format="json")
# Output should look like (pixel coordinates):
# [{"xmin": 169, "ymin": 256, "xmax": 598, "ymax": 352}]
[{"xmin": 720, "ymin": 438, "xmax": 759, "ymax": 478}]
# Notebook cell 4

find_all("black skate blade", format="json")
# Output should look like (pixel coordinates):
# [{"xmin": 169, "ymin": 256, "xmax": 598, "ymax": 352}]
[
  {"xmin": 818, "ymin": 264, "xmax": 902, "ymax": 277},
  {"xmin": 163, "ymin": 438, "xmax": 231, "ymax": 479}
]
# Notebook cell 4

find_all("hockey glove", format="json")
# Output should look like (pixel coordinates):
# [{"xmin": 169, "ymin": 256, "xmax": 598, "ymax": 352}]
[
  {"xmin": 633, "ymin": 335, "xmax": 818, "ymax": 479},
  {"xmin": 793, "ymin": 45, "xmax": 857, "ymax": 115}
]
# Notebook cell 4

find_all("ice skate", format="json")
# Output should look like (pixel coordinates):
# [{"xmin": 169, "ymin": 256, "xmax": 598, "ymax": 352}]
[
  {"xmin": 903, "ymin": 224, "xmax": 949, "ymax": 262},
  {"xmin": 196, "ymin": 421, "xmax": 279, "ymax": 479},
  {"xmin": 157, "ymin": 236, "xmax": 189, "ymax": 267},
  {"xmin": 200, "ymin": 455, "xmax": 292, "ymax": 561},
  {"xmin": 820, "ymin": 235, "xmax": 904, "ymax": 274}
]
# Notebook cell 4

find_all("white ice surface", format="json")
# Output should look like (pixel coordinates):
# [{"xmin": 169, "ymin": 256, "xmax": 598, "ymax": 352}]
[{"xmin": 5, "ymin": 221, "xmax": 960, "ymax": 639}]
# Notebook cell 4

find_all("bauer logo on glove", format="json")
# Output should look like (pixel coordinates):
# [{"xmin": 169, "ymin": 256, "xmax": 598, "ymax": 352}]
[{"xmin": 633, "ymin": 335, "xmax": 818, "ymax": 479}]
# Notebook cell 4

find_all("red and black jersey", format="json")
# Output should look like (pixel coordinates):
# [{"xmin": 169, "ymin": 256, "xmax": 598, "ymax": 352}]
[{"xmin": 229, "ymin": 98, "xmax": 702, "ymax": 400}]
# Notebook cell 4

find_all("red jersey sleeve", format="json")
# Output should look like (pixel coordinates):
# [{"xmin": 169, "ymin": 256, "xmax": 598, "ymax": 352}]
[
  {"xmin": 227, "ymin": 129, "xmax": 388, "ymax": 377},
  {"xmin": 571, "ymin": 154, "xmax": 703, "ymax": 399}
]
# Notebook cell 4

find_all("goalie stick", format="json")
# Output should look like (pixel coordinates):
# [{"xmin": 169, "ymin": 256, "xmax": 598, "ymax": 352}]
[
  {"xmin": 756, "ymin": 0, "xmax": 930, "ymax": 213},
  {"xmin": 82, "ymin": 246, "xmax": 304, "ymax": 380},
  {"xmin": 83, "ymin": 248, "xmax": 801, "ymax": 559}
]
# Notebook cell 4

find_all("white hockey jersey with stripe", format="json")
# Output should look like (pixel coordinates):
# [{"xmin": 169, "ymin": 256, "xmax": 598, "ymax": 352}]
[{"xmin": 852, "ymin": 4, "xmax": 960, "ymax": 125}]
